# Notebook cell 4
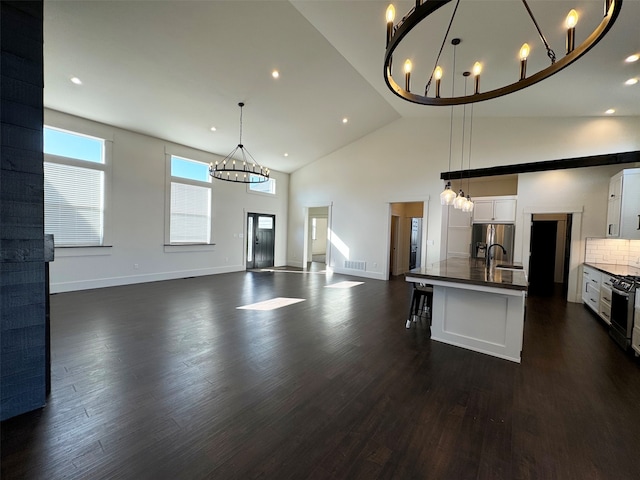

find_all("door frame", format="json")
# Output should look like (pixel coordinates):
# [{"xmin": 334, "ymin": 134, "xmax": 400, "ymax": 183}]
[
  {"xmin": 385, "ymin": 197, "xmax": 430, "ymax": 280},
  {"xmin": 302, "ymin": 203, "xmax": 333, "ymax": 271},
  {"xmin": 521, "ymin": 206, "xmax": 583, "ymax": 303},
  {"xmin": 246, "ymin": 211, "xmax": 276, "ymax": 270}
]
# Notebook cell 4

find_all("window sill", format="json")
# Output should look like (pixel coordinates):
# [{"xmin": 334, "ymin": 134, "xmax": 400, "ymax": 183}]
[
  {"xmin": 164, "ymin": 244, "xmax": 216, "ymax": 253},
  {"xmin": 55, "ymin": 246, "xmax": 113, "ymax": 258}
]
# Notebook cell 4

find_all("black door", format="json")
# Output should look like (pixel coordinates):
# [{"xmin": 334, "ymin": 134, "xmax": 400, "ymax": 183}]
[
  {"xmin": 247, "ymin": 213, "xmax": 275, "ymax": 269},
  {"xmin": 529, "ymin": 220, "xmax": 557, "ymax": 296}
]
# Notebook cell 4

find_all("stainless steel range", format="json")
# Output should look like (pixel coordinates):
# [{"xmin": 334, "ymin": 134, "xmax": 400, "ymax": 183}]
[{"xmin": 609, "ymin": 275, "xmax": 639, "ymax": 350}]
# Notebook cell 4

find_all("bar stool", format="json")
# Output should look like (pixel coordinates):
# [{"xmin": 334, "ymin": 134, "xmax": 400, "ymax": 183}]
[{"xmin": 405, "ymin": 282, "xmax": 433, "ymax": 329}]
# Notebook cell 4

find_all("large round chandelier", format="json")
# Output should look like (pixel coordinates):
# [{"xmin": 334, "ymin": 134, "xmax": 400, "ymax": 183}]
[
  {"xmin": 209, "ymin": 102, "xmax": 270, "ymax": 184},
  {"xmin": 384, "ymin": 0, "xmax": 623, "ymax": 106}
]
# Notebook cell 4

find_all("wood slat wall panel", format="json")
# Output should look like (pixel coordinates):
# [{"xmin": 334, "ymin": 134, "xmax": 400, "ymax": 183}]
[{"xmin": 0, "ymin": 0, "xmax": 45, "ymax": 421}]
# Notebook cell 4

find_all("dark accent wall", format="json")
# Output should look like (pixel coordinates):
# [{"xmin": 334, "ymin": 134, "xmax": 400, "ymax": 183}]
[{"xmin": 1, "ymin": 0, "xmax": 45, "ymax": 421}]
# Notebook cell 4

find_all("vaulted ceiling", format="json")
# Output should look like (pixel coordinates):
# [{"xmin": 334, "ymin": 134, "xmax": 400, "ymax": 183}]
[{"xmin": 43, "ymin": 1, "xmax": 640, "ymax": 174}]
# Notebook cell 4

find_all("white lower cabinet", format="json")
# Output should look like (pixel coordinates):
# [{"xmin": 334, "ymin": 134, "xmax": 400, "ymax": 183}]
[
  {"xmin": 634, "ymin": 300, "xmax": 640, "ymax": 355},
  {"xmin": 585, "ymin": 284, "xmax": 600, "ymax": 313},
  {"xmin": 632, "ymin": 325, "xmax": 640, "ymax": 355},
  {"xmin": 599, "ymin": 285, "xmax": 612, "ymax": 325},
  {"xmin": 582, "ymin": 265, "xmax": 601, "ymax": 315}
]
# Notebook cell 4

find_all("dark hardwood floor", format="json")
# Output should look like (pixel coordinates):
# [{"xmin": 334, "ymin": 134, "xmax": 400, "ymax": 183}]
[{"xmin": 2, "ymin": 271, "xmax": 640, "ymax": 479}]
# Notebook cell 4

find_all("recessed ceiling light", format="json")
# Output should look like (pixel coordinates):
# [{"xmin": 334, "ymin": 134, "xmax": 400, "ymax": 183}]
[
  {"xmin": 283, "ymin": 153, "xmax": 288, "ymax": 157},
  {"xmin": 210, "ymin": 126, "xmax": 217, "ymax": 132},
  {"xmin": 605, "ymin": 108, "xmax": 615, "ymax": 115},
  {"xmin": 624, "ymin": 78, "xmax": 638, "ymax": 86},
  {"xmin": 625, "ymin": 54, "xmax": 639, "ymax": 63},
  {"xmin": 272, "ymin": 70, "xmax": 279, "ymax": 79},
  {"xmin": 70, "ymin": 76, "xmax": 82, "ymax": 85},
  {"xmin": 342, "ymin": 117, "xmax": 348, "ymax": 124}
]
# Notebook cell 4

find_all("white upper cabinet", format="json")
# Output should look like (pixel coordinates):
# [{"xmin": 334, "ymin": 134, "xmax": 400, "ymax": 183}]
[
  {"xmin": 606, "ymin": 168, "xmax": 640, "ymax": 239},
  {"xmin": 472, "ymin": 196, "xmax": 517, "ymax": 223},
  {"xmin": 606, "ymin": 172, "xmax": 622, "ymax": 237}
]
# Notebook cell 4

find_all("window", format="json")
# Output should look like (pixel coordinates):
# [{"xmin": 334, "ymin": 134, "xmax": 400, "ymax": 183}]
[
  {"xmin": 248, "ymin": 175, "xmax": 276, "ymax": 195},
  {"xmin": 43, "ymin": 127, "xmax": 107, "ymax": 246},
  {"xmin": 169, "ymin": 156, "xmax": 213, "ymax": 244}
]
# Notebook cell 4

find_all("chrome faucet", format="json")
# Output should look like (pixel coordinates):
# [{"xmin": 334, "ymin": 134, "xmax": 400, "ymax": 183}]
[{"xmin": 486, "ymin": 243, "xmax": 507, "ymax": 270}]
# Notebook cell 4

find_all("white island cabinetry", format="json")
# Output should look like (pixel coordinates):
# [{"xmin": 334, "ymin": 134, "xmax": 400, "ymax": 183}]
[{"xmin": 406, "ymin": 258, "xmax": 528, "ymax": 363}]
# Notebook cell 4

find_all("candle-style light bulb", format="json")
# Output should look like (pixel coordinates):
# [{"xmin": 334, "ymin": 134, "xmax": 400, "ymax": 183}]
[
  {"xmin": 386, "ymin": 4, "xmax": 395, "ymax": 22},
  {"xmin": 566, "ymin": 9, "xmax": 578, "ymax": 54},
  {"xmin": 404, "ymin": 59, "xmax": 412, "ymax": 92},
  {"xmin": 472, "ymin": 62, "xmax": 482, "ymax": 94},
  {"xmin": 519, "ymin": 43, "xmax": 530, "ymax": 80},
  {"xmin": 386, "ymin": 5, "xmax": 395, "ymax": 46},
  {"xmin": 434, "ymin": 66, "xmax": 443, "ymax": 97}
]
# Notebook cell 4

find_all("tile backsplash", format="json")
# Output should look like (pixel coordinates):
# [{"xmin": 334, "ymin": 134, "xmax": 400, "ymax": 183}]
[{"xmin": 585, "ymin": 238, "xmax": 640, "ymax": 267}]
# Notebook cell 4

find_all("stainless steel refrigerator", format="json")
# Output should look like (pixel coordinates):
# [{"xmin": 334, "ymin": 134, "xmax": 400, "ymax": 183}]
[{"xmin": 471, "ymin": 223, "xmax": 515, "ymax": 264}]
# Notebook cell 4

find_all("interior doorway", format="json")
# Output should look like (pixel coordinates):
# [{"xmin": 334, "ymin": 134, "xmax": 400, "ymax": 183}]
[
  {"xmin": 528, "ymin": 213, "xmax": 572, "ymax": 297},
  {"xmin": 246, "ymin": 213, "xmax": 275, "ymax": 269},
  {"xmin": 389, "ymin": 215, "xmax": 399, "ymax": 279},
  {"xmin": 304, "ymin": 205, "xmax": 330, "ymax": 270},
  {"xmin": 310, "ymin": 216, "xmax": 328, "ymax": 265},
  {"xmin": 409, "ymin": 218, "xmax": 422, "ymax": 269},
  {"xmin": 388, "ymin": 201, "xmax": 425, "ymax": 277}
]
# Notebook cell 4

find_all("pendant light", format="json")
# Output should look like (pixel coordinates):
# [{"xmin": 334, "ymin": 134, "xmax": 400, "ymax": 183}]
[
  {"xmin": 209, "ymin": 102, "xmax": 270, "ymax": 184},
  {"xmin": 439, "ymin": 98, "xmax": 457, "ymax": 205},
  {"xmin": 439, "ymin": 39, "xmax": 460, "ymax": 206},
  {"xmin": 453, "ymin": 71, "xmax": 470, "ymax": 210}
]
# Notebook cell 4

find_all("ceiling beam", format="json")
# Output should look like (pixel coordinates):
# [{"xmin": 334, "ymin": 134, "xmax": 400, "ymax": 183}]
[{"xmin": 441, "ymin": 150, "xmax": 640, "ymax": 181}]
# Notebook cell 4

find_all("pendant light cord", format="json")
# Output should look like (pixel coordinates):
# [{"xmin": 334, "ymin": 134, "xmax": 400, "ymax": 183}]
[
  {"xmin": 425, "ymin": 0, "xmax": 461, "ymax": 96},
  {"xmin": 446, "ymin": 39, "xmax": 458, "ymax": 176},
  {"xmin": 467, "ymin": 102, "xmax": 474, "ymax": 195},
  {"xmin": 459, "ymin": 74, "xmax": 468, "ymax": 193},
  {"xmin": 238, "ymin": 102, "xmax": 244, "ymax": 146}
]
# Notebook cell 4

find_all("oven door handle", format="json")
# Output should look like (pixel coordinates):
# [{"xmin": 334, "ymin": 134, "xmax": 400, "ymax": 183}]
[{"xmin": 612, "ymin": 288, "xmax": 630, "ymax": 298}]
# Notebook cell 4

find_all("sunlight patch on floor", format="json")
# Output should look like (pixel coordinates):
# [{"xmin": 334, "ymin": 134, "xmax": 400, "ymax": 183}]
[
  {"xmin": 258, "ymin": 269, "xmax": 327, "ymax": 274},
  {"xmin": 237, "ymin": 297, "xmax": 306, "ymax": 311},
  {"xmin": 325, "ymin": 281, "xmax": 364, "ymax": 289}
]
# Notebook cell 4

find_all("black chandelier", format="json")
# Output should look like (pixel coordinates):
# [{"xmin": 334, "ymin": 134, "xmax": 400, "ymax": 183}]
[
  {"xmin": 384, "ymin": 0, "xmax": 623, "ymax": 106},
  {"xmin": 209, "ymin": 102, "xmax": 270, "ymax": 183}
]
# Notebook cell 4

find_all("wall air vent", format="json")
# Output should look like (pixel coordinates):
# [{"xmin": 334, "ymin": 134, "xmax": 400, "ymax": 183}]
[{"xmin": 344, "ymin": 260, "xmax": 366, "ymax": 271}]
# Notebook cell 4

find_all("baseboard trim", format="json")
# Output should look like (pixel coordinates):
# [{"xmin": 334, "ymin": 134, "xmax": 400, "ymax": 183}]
[{"xmin": 50, "ymin": 266, "xmax": 244, "ymax": 293}]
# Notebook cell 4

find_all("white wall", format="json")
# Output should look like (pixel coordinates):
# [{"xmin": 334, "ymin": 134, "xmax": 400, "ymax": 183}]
[
  {"xmin": 287, "ymin": 115, "xmax": 640, "ymax": 282},
  {"xmin": 311, "ymin": 217, "xmax": 328, "ymax": 255},
  {"xmin": 46, "ymin": 109, "xmax": 289, "ymax": 293}
]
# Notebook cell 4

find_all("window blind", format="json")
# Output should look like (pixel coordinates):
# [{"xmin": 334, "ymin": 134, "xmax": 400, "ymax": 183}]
[
  {"xmin": 44, "ymin": 162, "xmax": 104, "ymax": 245},
  {"xmin": 170, "ymin": 182, "xmax": 211, "ymax": 243}
]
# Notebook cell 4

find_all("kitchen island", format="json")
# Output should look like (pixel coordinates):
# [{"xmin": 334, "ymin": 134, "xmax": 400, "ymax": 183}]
[{"xmin": 406, "ymin": 258, "xmax": 528, "ymax": 363}]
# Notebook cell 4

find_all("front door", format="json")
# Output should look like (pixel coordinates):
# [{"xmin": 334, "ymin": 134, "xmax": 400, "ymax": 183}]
[{"xmin": 247, "ymin": 213, "xmax": 275, "ymax": 269}]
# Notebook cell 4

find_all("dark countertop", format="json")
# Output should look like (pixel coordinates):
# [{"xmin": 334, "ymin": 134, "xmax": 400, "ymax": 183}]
[
  {"xmin": 584, "ymin": 262, "xmax": 640, "ymax": 277},
  {"xmin": 406, "ymin": 257, "xmax": 528, "ymax": 292}
]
